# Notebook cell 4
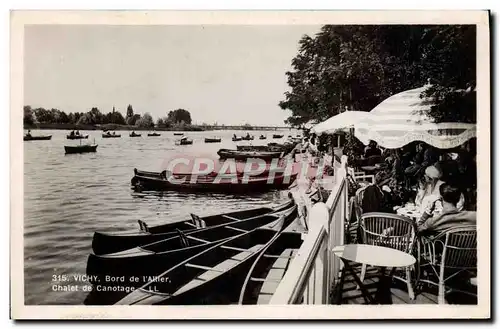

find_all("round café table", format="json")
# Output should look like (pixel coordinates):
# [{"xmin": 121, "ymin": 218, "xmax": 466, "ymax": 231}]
[
  {"xmin": 396, "ymin": 207, "xmax": 422, "ymax": 221},
  {"xmin": 332, "ymin": 244, "xmax": 416, "ymax": 304}
]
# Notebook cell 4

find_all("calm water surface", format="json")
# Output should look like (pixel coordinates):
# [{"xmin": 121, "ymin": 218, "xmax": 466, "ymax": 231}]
[{"xmin": 24, "ymin": 129, "xmax": 297, "ymax": 305}]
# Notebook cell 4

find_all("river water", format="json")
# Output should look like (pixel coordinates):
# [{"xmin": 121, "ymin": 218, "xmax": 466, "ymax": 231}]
[{"xmin": 23, "ymin": 128, "xmax": 298, "ymax": 305}]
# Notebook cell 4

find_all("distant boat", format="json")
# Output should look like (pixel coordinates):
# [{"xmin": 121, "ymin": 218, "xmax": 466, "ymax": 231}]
[
  {"xmin": 272, "ymin": 134, "xmax": 284, "ymax": 139},
  {"xmin": 204, "ymin": 137, "xmax": 221, "ymax": 143},
  {"xmin": 241, "ymin": 135, "xmax": 254, "ymax": 141},
  {"xmin": 66, "ymin": 134, "xmax": 89, "ymax": 140},
  {"xmin": 148, "ymin": 132, "xmax": 161, "ymax": 137},
  {"xmin": 129, "ymin": 132, "xmax": 142, "ymax": 137},
  {"xmin": 175, "ymin": 137, "xmax": 193, "ymax": 145},
  {"xmin": 259, "ymin": 135, "xmax": 267, "ymax": 140},
  {"xmin": 24, "ymin": 134, "xmax": 52, "ymax": 141},
  {"xmin": 64, "ymin": 144, "xmax": 98, "ymax": 154},
  {"xmin": 173, "ymin": 133, "xmax": 184, "ymax": 136},
  {"xmin": 102, "ymin": 133, "xmax": 121, "ymax": 138},
  {"xmin": 232, "ymin": 136, "xmax": 243, "ymax": 142}
]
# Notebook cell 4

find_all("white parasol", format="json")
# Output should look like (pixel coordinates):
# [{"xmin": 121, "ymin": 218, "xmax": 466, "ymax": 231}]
[{"xmin": 354, "ymin": 85, "xmax": 476, "ymax": 149}]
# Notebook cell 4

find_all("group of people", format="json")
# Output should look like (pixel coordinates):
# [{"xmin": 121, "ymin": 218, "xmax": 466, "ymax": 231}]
[
  {"xmin": 348, "ymin": 138, "xmax": 477, "ymax": 236},
  {"xmin": 69, "ymin": 130, "xmax": 81, "ymax": 136}
]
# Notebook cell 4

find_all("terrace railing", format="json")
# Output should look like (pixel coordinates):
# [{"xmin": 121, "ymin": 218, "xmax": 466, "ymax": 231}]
[{"xmin": 270, "ymin": 155, "xmax": 348, "ymax": 304}]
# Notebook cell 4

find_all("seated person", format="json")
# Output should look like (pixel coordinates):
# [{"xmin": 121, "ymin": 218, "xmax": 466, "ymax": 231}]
[
  {"xmin": 26, "ymin": 129, "xmax": 32, "ymax": 137},
  {"xmin": 69, "ymin": 130, "xmax": 75, "ymax": 136},
  {"xmin": 364, "ymin": 140, "xmax": 382, "ymax": 158},
  {"xmin": 418, "ymin": 183, "xmax": 476, "ymax": 235},
  {"xmin": 415, "ymin": 166, "xmax": 464, "ymax": 222}
]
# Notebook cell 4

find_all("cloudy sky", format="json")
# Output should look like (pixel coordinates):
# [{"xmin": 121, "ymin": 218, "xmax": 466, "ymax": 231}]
[{"xmin": 24, "ymin": 25, "xmax": 321, "ymax": 126}]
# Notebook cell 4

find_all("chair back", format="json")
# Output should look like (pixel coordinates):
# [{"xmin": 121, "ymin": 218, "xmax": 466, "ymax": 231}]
[
  {"xmin": 436, "ymin": 226, "xmax": 477, "ymax": 269},
  {"xmin": 360, "ymin": 212, "xmax": 417, "ymax": 253}
]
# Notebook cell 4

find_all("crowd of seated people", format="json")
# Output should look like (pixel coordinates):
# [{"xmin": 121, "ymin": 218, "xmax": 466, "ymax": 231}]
[{"xmin": 346, "ymin": 138, "xmax": 477, "ymax": 236}]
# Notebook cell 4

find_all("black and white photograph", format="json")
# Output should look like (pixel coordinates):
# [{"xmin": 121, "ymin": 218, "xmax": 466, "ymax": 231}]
[{"xmin": 11, "ymin": 10, "xmax": 490, "ymax": 319}]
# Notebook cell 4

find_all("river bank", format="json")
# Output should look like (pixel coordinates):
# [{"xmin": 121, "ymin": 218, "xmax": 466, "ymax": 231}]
[{"xmin": 24, "ymin": 123, "xmax": 292, "ymax": 132}]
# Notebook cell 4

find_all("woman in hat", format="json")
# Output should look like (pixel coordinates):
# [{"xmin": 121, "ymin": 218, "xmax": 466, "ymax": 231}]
[{"xmin": 415, "ymin": 165, "xmax": 464, "ymax": 223}]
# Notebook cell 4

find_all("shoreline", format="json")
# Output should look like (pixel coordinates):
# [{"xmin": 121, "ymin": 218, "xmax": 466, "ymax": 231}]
[{"xmin": 23, "ymin": 123, "xmax": 293, "ymax": 132}]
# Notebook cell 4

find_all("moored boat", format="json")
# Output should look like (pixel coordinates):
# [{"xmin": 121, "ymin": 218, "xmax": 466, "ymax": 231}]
[
  {"xmin": 24, "ymin": 135, "xmax": 52, "ymax": 141},
  {"xmin": 239, "ymin": 226, "xmax": 303, "ymax": 304},
  {"xmin": 217, "ymin": 148, "xmax": 283, "ymax": 161},
  {"xmin": 91, "ymin": 197, "xmax": 295, "ymax": 255},
  {"xmin": 102, "ymin": 132, "xmax": 121, "ymax": 138},
  {"xmin": 204, "ymin": 137, "xmax": 221, "ymax": 143},
  {"xmin": 64, "ymin": 144, "xmax": 98, "ymax": 154},
  {"xmin": 114, "ymin": 211, "xmax": 295, "ymax": 305},
  {"xmin": 130, "ymin": 168, "xmax": 298, "ymax": 193},
  {"xmin": 86, "ymin": 205, "xmax": 298, "ymax": 292}
]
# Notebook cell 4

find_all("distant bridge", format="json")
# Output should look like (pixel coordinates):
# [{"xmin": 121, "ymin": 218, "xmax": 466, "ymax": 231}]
[{"xmin": 201, "ymin": 125, "xmax": 293, "ymax": 131}]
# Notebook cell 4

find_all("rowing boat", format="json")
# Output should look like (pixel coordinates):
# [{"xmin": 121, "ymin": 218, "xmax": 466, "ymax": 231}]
[
  {"xmin": 86, "ymin": 204, "xmax": 298, "ymax": 291},
  {"xmin": 148, "ymin": 133, "xmax": 161, "ymax": 137},
  {"xmin": 64, "ymin": 144, "xmax": 98, "ymax": 154},
  {"xmin": 24, "ymin": 135, "xmax": 52, "ymax": 141},
  {"xmin": 66, "ymin": 134, "xmax": 89, "ymax": 140},
  {"xmin": 129, "ymin": 133, "xmax": 142, "ymax": 137},
  {"xmin": 130, "ymin": 168, "xmax": 298, "ymax": 193},
  {"xmin": 272, "ymin": 134, "xmax": 284, "ymax": 139},
  {"xmin": 114, "ymin": 211, "xmax": 295, "ymax": 305},
  {"xmin": 102, "ymin": 133, "xmax": 121, "ymax": 138},
  {"xmin": 239, "ymin": 226, "xmax": 303, "ymax": 304},
  {"xmin": 204, "ymin": 137, "xmax": 221, "ymax": 143},
  {"xmin": 217, "ymin": 149, "xmax": 283, "ymax": 161},
  {"xmin": 91, "ymin": 197, "xmax": 295, "ymax": 255}
]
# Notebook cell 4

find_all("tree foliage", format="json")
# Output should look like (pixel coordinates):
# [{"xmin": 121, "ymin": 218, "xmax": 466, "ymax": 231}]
[
  {"xmin": 135, "ymin": 112, "xmax": 154, "ymax": 128},
  {"xmin": 166, "ymin": 109, "xmax": 192, "ymax": 125},
  {"xmin": 280, "ymin": 25, "xmax": 476, "ymax": 126}
]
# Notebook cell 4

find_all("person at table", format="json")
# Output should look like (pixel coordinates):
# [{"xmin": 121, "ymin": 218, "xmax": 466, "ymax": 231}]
[
  {"xmin": 415, "ymin": 166, "xmax": 464, "ymax": 222},
  {"xmin": 364, "ymin": 140, "xmax": 382, "ymax": 158},
  {"xmin": 418, "ymin": 183, "xmax": 476, "ymax": 235}
]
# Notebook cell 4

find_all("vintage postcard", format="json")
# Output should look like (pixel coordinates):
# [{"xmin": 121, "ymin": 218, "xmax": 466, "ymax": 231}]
[{"xmin": 11, "ymin": 10, "xmax": 490, "ymax": 319}]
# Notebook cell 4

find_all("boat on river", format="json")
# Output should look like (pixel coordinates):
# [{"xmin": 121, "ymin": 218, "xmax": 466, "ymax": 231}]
[
  {"xmin": 259, "ymin": 135, "xmax": 267, "ymax": 140},
  {"xmin": 24, "ymin": 134, "xmax": 52, "ymax": 141},
  {"xmin": 175, "ymin": 137, "xmax": 193, "ymax": 145},
  {"xmin": 130, "ymin": 168, "xmax": 298, "ymax": 193},
  {"xmin": 272, "ymin": 134, "xmax": 284, "ymax": 139},
  {"xmin": 91, "ymin": 197, "xmax": 295, "ymax": 255},
  {"xmin": 66, "ymin": 134, "xmax": 89, "ymax": 140},
  {"xmin": 64, "ymin": 144, "xmax": 98, "ymax": 154},
  {"xmin": 173, "ymin": 132, "xmax": 184, "ymax": 136},
  {"xmin": 114, "ymin": 211, "xmax": 295, "ymax": 305},
  {"xmin": 86, "ymin": 205, "xmax": 298, "ymax": 290},
  {"xmin": 217, "ymin": 149, "xmax": 283, "ymax": 161},
  {"xmin": 148, "ymin": 132, "xmax": 161, "ymax": 137},
  {"xmin": 239, "ymin": 227, "xmax": 303, "ymax": 304},
  {"xmin": 129, "ymin": 132, "xmax": 142, "ymax": 137},
  {"xmin": 102, "ymin": 132, "xmax": 121, "ymax": 138},
  {"xmin": 204, "ymin": 137, "xmax": 222, "ymax": 143}
]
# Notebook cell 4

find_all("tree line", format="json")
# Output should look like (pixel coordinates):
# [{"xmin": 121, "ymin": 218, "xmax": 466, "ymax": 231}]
[
  {"xmin": 280, "ymin": 25, "xmax": 476, "ymax": 127},
  {"xmin": 23, "ymin": 105, "xmax": 193, "ymax": 128}
]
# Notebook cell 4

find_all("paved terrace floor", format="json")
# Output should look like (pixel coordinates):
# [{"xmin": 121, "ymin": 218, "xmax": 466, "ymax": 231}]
[{"xmin": 331, "ymin": 262, "xmax": 478, "ymax": 305}]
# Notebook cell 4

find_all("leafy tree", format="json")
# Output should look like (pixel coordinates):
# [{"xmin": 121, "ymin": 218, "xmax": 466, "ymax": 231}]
[
  {"xmin": 166, "ymin": 109, "xmax": 192, "ymax": 125},
  {"xmin": 127, "ymin": 113, "xmax": 141, "ymax": 126},
  {"xmin": 33, "ymin": 107, "xmax": 54, "ymax": 123},
  {"xmin": 135, "ymin": 112, "xmax": 154, "ymax": 128},
  {"xmin": 23, "ymin": 105, "xmax": 35, "ymax": 125},
  {"xmin": 126, "ymin": 104, "xmax": 134, "ymax": 120},
  {"xmin": 280, "ymin": 25, "xmax": 476, "ymax": 127}
]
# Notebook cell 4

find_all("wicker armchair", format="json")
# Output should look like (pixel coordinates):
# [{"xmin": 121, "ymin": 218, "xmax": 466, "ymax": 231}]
[
  {"xmin": 418, "ymin": 225, "xmax": 477, "ymax": 304},
  {"xmin": 358, "ymin": 212, "xmax": 418, "ymax": 300}
]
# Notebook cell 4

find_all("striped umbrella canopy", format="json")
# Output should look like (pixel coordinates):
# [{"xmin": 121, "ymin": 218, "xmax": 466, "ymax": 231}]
[
  {"xmin": 310, "ymin": 110, "xmax": 372, "ymax": 134},
  {"xmin": 354, "ymin": 85, "xmax": 476, "ymax": 149}
]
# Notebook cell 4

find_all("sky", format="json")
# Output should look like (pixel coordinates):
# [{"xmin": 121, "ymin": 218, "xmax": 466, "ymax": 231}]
[{"xmin": 24, "ymin": 25, "xmax": 321, "ymax": 126}]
